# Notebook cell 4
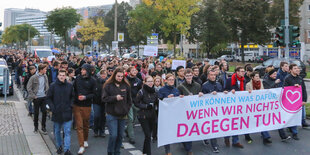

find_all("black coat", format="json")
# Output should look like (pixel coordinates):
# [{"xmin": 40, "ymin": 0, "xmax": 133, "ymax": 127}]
[
  {"xmin": 73, "ymin": 64, "xmax": 96, "ymax": 107},
  {"xmin": 263, "ymin": 77, "xmax": 279, "ymax": 89},
  {"xmin": 94, "ymin": 76, "xmax": 106, "ymax": 104},
  {"xmin": 135, "ymin": 85, "xmax": 158, "ymax": 119},
  {"xmin": 46, "ymin": 79, "xmax": 74, "ymax": 123},
  {"xmin": 193, "ymin": 76, "xmax": 202, "ymax": 85},
  {"xmin": 127, "ymin": 76, "xmax": 143, "ymax": 100},
  {"xmin": 102, "ymin": 82, "xmax": 132, "ymax": 117},
  {"xmin": 284, "ymin": 74, "xmax": 307, "ymax": 102}
]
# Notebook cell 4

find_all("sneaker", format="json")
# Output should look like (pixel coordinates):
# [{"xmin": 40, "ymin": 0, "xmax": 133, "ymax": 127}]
[
  {"xmin": 64, "ymin": 150, "xmax": 72, "ymax": 155},
  {"xmin": 34, "ymin": 128, "xmax": 38, "ymax": 134},
  {"xmin": 224, "ymin": 139, "xmax": 230, "ymax": 147},
  {"xmin": 99, "ymin": 132, "xmax": 106, "ymax": 138},
  {"xmin": 232, "ymin": 143, "xmax": 244, "ymax": 149},
  {"xmin": 77, "ymin": 147, "xmax": 85, "ymax": 154},
  {"xmin": 84, "ymin": 141, "xmax": 89, "ymax": 148},
  {"xmin": 263, "ymin": 138, "xmax": 272, "ymax": 145},
  {"xmin": 129, "ymin": 139, "xmax": 136, "ymax": 144},
  {"xmin": 41, "ymin": 128, "xmax": 47, "ymax": 135},
  {"xmin": 56, "ymin": 146, "xmax": 63, "ymax": 154},
  {"xmin": 281, "ymin": 136, "xmax": 291, "ymax": 142},
  {"xmin": 245, "ymin": 136, "xmax": 253, "ymax": 144},
  {"xmin": 212, "ymin": 147, "xmax": 220, "ymax": 153},
  {"xmin": 292, "ymin": 134, "xmax": 299, "ymax": 140},
  {"xmin": 202, "ymin": 140, "xmax": 209, "ymax": 146},
  {"xmin": 121, "ymin": 143, "xmax": 124, "ymax": 149}
]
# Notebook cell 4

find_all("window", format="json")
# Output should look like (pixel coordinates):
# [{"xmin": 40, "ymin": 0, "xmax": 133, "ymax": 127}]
[
  {"xmin": 308, "ymin": 18, "xmax": 310, "ymax": 24},
  {"xmin": 308, "ymin": 5, "xmax": 310, "ymax": 11},
  {"xmin": 308, "ymin": 31, "xmax": 310, "ymax": 38}
]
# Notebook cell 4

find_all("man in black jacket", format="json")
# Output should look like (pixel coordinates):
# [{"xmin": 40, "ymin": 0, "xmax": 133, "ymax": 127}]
[
  {"xmin": 126, "ymin": 66, "xmax": 143, "ymax": 144},
  {"xmin": 192, "ymin": 66, "xmax": 202, "ymax": 85},
  {"xmin": 73, "ymin": 63, "xmax": 96, "ymax": 154},
  {"xmin": 284, "ymin": 64, "xmax": 309, "ymax": 140},
  {"xmin": 46, "ymin": 70, "xmax": 74, "ymax": 155}
]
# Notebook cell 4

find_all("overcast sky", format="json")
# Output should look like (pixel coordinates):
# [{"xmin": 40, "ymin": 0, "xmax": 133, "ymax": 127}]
[{"xmin": 0, "ymin": 0, "xmax": 130, "ymax": 30}]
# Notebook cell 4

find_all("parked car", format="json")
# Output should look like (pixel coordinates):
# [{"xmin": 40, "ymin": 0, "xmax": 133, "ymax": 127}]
[
  {"xmin": 0, "ymin": 58, "xmax": 7, "ymax": 66},
  {"xmin": 254, "ymin": 58, "xmax": 306, "ymax": 78},
  {"xmin": 218, "ymin": 55, "xmax": 236, "ymax": 62},
  {"xmin": 122, "ymin": 52, "xmax": 137, "ymax": 59},
  {"xmin": 0, "ymin": 64, "xmax": 14, "ymax": 96},
  {"xmin": 255, "ymin": 55, "xmax": 270, "ymax": 63},
  {"xmin": 209, "ymin": 59, "xmax": 220, "ymax": 66}
]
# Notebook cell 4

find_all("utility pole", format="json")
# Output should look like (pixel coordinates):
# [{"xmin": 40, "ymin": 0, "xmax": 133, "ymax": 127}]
[
  {"xmin": 114, "ymin": 0, "xmax": 118, "ymax": 56},
  {"xmin": 114, "ymin": 0, "xmax": 118, "ymax": 41},
  {"xmin": 284, "ymin": 0, "xmax": 290, "ymax": 58}
]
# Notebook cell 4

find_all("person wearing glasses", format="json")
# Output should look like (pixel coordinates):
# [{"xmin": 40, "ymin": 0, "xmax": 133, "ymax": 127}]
[
  {"xmin": 177, "ymin": 69, "xmax": 203, "ymax": 155},
  {"xmin": 135, "ymin": 76, "xmax": 159, "ymax": 155},
  {"xmin": 158, "ymin": 73, "xmax": 186, "ymax": 155}
]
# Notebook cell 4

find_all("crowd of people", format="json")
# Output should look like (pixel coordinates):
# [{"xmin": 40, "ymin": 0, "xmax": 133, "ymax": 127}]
[{"xmin": 0, "ymin": 48, "xmax": 309, "ymax": 155}]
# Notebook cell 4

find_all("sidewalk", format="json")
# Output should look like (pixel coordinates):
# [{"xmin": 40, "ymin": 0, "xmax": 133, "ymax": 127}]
[{"xmin": 0, "ymin": 86, "xmax": 52, "ymax": 155}]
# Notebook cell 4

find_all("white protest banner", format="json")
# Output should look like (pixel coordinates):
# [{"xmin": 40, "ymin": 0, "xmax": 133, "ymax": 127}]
[
  {"xmin": 171, "ymin": 60, "xmax": 186, "ymax": 70},
  {"xmin": 144, "ymin": 45, "xmax": 158, "ymax": 56},
  {"xmin": 158, "ymin": 86, "xmax": 302, "ymax": 147}
]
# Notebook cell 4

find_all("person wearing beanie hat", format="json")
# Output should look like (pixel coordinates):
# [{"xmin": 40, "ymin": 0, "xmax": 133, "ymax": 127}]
[
  {"xmin": 263, "ymin": 68, "xmax": 291, "ymax": 142},
  {"xmin": 148, "ymin": 63, "xmax": 155, "ymax": 70},
  {"xmin": 268, "ymin": 69, "xmax": 277, "ymax": 76},
  {"xmin": 73, "ymin": 63, "xmax": 96, "ymax": 154},
  {"xmin": 148, "ymin": 63, "xmax": 155, "ymax": 75}
]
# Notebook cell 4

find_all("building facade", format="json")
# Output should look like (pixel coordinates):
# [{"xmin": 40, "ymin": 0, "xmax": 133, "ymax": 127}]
[{"xmin": 300, "ymin": 0, "xmax": 310, "ymax": 61}]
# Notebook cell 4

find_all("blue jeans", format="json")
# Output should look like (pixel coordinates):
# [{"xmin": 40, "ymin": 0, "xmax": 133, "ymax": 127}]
[
  {"xmin": 93, "ymin": 104, "xmax": 106, "ymax": 134},
  {"xmin": 302, "ymin": 105, "xmax": 306, "ymax": 125},
  {"xmin": 106, "ymin": 114, "xmax": 126, "ymax": 155},
  {"xmin": 54, "ymin": 120, "xmax": 72, "ymax": 151},
  {"xmin": 182, "ymin": 142, "xmax": 192, "ymax": 152},
  {"xmin": 289, "ymin": 126, "xmax": 298, "ymax": 135},
  {"xmin": 27, "ymin": 100, "xmax": 33, "ymax": 113},
  {"xmin": 261, "ymin": 131, "xmax": 270, "ymax": 139},
  {"xmin": 89, "ymin": 104, "xmax": 94, "ymax": 127},
  {"xmin": 225, "ymin": 135, "xmax": 239, "ymax": 144}
]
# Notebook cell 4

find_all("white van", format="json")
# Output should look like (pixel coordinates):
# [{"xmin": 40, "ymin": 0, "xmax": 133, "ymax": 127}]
[{"xmin": 32, "ymin": 49, "xmax": 55, "ymax": 61}]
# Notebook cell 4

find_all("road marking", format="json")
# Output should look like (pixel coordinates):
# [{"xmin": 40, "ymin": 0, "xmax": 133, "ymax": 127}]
[
  {"xmin": 123, "ymin": 142, "xmax": 135, "ymax": 149},
  {"xmin": 129, "ymin": 150, "xmax": 143, "ymax": 155}
]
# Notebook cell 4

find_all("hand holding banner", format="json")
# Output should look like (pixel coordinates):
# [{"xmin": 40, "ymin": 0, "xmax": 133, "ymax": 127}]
[{"xmin": 158, "ymin": 87, "xmax": 302, "ymax": 147}]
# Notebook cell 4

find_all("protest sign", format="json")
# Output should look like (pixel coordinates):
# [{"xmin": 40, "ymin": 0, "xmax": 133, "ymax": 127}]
[
  {"xmin": 144, "ymin": 46, "xmax": 158, "ymax": 56},
  {"xmin": 171, "ymin": 60, "xmax": 186, "ymax": 70},
  {"xmin": 158, "ymin": 86, "xmax": 302, "ymax": 147}
]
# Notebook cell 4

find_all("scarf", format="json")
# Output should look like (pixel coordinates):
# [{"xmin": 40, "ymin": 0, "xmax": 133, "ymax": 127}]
[
  {"xmin": 231, "ymin": 73, "xmax": 245, "ymax": 91},
  {"xmin": 143, "ymin": 84, "xmax": 155, "ymax": 93},
  {"xmin": 252, "ymin": 80, "xmax": 261, "ymax": 90}
]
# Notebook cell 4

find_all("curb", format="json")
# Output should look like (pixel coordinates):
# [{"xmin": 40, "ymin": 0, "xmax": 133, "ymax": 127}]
[
  {"xmin": 14, "ymin": 85, "xmax": 54, "ymax": 155},
  {"xmin": 304, "ymin": 78, "xmax": 310, "ymax": 82}
]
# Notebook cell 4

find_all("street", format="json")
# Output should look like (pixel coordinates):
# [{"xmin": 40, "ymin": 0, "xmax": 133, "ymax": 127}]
[{"xmin": 1, "ymin": 83, "xmax": 310, "ymax": 155}]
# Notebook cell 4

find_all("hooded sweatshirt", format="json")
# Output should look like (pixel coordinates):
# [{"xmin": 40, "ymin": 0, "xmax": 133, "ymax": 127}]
[{"xmin": 74, "ymin": 63, "xmax": 96, "ymax": 107}]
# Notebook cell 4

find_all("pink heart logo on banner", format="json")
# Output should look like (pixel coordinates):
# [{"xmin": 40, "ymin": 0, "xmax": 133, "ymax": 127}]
[
  {"xmin": 286, "ymin": 90, "xmax": 301, "ymax": 105},
  {"xmin": 281, "ymin": 86, "xmax": 302, "ymax": 113}
]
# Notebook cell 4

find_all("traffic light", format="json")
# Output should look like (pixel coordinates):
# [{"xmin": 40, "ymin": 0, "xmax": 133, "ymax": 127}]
[
  {"xmin": 274, "ymin": 25, "xmax": 285, "ymax": 47},
  {"xmin": 289, "ymin": 25, "xmax": 300, "ymax": 47}
]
